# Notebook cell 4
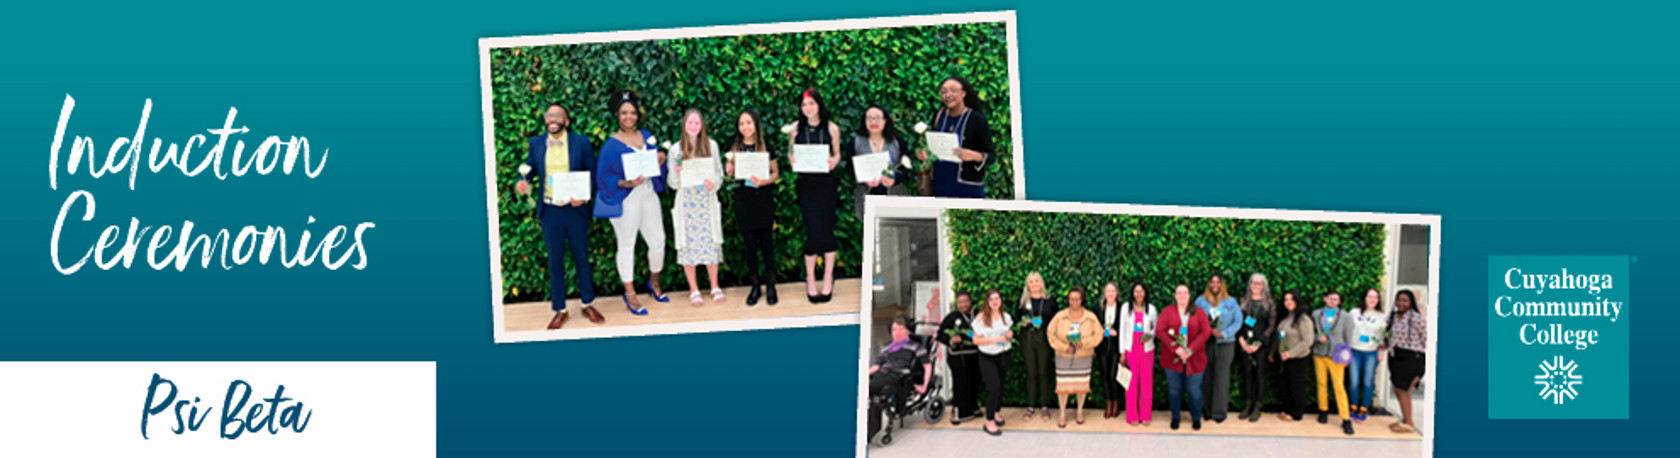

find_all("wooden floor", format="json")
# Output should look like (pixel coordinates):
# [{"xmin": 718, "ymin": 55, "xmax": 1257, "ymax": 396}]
[
  {"xmin": 503, "ymin": 278, "xmax": 861, "ymax": 332},
  {"xmin": 911, "ymin": 406, "xmax": 1420, "ymax": 441}
]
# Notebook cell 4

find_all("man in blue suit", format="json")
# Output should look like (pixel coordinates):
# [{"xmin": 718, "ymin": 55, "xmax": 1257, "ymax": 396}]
[{"xmin": 515, "ymin": 103, "xmax": 602, "ymax": 329}]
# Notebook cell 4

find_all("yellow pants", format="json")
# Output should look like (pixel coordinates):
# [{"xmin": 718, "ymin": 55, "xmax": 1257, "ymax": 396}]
[{"xmin": 1314, "ymin": 355, "xmax": 1350, "ymax": 420}]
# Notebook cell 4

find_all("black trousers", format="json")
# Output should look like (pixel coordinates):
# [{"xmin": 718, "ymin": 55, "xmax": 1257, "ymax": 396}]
[
  {"xmin": 868, "ymin": 371, "xmax": 906, "ymax": 438},
  {"xmin": 1021, "ymin": 329, "xmax": 1054, "ymax": 407},
  {"xmin": 1240, "ymin": 344, "xmax": 1270, "ymax": 411},
  {"xmin": 949, "ymin": 352, "xmax": 981, "ymax": 417},
  {"xmin": 1095, "ymin": 342, "xmax": 1123, "ymax": 404},
  {"xmin": 978, "ymin": 350, "xmax": 1012, "ymax": 420},
  {"xmin": 740, "ymin": 228, "xmax": 775, "ymax": 284},
  {"xmin": 1278, "ymin": 356, "xmax": 1311, "ymax": 419}
]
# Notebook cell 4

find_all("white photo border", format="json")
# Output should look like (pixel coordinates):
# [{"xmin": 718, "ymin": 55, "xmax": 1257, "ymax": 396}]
[
  {"xmin": 856, "ymin": 196, "xmax": 1441, "ymax": 457},
  {"xmin": 480, "ymin": 11, "xmax": 1025, "ymax": 343}
]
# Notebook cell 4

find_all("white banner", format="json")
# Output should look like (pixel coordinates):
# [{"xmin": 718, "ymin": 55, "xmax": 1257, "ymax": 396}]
[{"xmin": 0, "ymin": 361, "xmax": 435, "ymax": 457}]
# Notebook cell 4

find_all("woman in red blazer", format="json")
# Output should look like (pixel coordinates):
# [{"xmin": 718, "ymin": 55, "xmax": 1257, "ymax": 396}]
[{"xmin": 1156, "ymin": 284, "xmax": 1212, "ymax": 431}]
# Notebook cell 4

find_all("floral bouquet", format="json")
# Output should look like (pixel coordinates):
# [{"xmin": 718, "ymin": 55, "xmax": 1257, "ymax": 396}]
[{"xmin": 1169, "ymin": 326, "xmax": 1190, "ymax": 364}]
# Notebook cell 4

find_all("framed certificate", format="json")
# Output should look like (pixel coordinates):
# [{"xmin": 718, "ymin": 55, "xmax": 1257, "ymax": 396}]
[
  {"xmin": 679, "ymin": 157, "xmax": 717, "ymax": 187},
  {"xmin": 733, "ymin": 152, "xmax": 770, "ymax": 181},
  {"xmin": 925, "ymin": 132, "xmax": 961, "ymax": 162},
  {"xmin": 623, "ymin": 149, "xmax": 662, "ymax": 179},
  {"xmin": 547, "ymin": 171, "xmax": 591, "ymax": 203},
  {"xmin": 851, "ymin": 152, "xmax": 891, "ymax": 183},
  {"xmin": 791, "ymin": 144, "xmax": 831, "ymax": 174}
]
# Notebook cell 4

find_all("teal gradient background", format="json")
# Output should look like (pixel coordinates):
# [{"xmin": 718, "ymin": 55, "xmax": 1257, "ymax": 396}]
[{"xmin": 2, "ymin": 1, "xmax": 1676, "ymax": 456}]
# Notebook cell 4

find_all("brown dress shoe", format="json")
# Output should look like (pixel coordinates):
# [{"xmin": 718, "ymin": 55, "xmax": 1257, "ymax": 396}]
[
  {"xmin": 581, "ymin": 306, "xmax": 605, "ymax": 324},
  {"xmin": 547, "ymin": 312, "xmax": 569, "ymax": 330}
]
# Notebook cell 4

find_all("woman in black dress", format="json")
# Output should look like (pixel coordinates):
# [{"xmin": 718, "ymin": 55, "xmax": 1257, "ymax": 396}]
[
  {"xmin": 789, "ymin": 88, "xmax": 841, "ymax": 304},
  {"xmin": 725, "ymin": 109, "xmax": 779, "ymax": 306}
]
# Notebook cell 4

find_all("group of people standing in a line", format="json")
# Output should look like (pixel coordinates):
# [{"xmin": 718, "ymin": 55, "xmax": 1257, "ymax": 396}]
[
  {"xmin": 513, "ymin": 77, "xmax": 999, "ymax": 329},
  {"xmin": 923, "ymin": 273, "xmax": 1427, "ymax": 437}
]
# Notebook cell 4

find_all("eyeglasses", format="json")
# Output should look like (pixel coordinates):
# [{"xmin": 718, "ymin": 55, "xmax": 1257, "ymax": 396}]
[
  {"xmin": 865, "ymin": 115, "xmax": 885, "ymax": 122},
  {"xmin": 939, "ymin": 88, "xmax": 963, "ymax": 96}
]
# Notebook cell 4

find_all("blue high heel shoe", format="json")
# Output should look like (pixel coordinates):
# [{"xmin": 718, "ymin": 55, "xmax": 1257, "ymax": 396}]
[
  {"xmin": 622, "ymin": 294, "xmax": 648, "ymax": 316},
  {"xmin": 645, "ymin": 278, "xmax": 669, "ymax": 303}
]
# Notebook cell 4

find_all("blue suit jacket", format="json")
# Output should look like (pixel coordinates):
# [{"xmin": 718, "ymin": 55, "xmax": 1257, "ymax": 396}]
[{"xmin": 525, "ymin": 131, "xmax": 596, "ymax": 219}]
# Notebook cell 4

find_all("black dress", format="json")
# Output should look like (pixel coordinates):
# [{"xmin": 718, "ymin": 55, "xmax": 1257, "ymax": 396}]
[{"xmin": 795, "ymin": 120, "xmax": 838, "ymax": 255}]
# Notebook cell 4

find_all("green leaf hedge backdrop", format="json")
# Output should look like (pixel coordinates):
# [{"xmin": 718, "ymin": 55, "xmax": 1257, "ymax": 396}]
[
  {"xmin": 944, "ymin": 209, "xmax": 1386, "ymax": 412},
  {"xmin": 492, "ymin": 22, "xmax": 1013, "ymax": 303}
]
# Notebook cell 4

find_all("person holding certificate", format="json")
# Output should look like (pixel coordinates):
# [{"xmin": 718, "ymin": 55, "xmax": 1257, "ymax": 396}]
[
  {"xmin": 1237, "ymin": 273, "xmax": 1277, "ymax": 423},
  {"xmin": 514, "ymin": 103, "xmax": 601, "ymax": 330},
  {"xmin": 724, "ymin": 109, "xmax": 779, "ymax": 306},
  {"xmin": 1157, "ymin": 284, "xmax": 1210, "ymax": 431},
  {"xmin": 1196, "ymin": 274, "xmax": 1243, "ymax": 423},
  {"xmin": 1094, "ymin": 283, "xmax": 1125, "ymax": 420},
  {"xmin": 847, "ymin": 105, "xmax": 908, "ymax": 220},
  {"xmin": 915, "ymin": 76, "xmax": 996, "ymax": 198},
  {"xmin": 1119, "ymin": 282, "xmax": 1158, "ymax": 426},
  {"xmin": 667, "ymin": 109, "xmax": 725, "ymax": 307},
  {"xmin": 789, "ymin": 89, "xmax": 841, "ymax": 304},
  {"xmin": 593, "ymin": 90, "xmax": 669, "ymax": 315}
]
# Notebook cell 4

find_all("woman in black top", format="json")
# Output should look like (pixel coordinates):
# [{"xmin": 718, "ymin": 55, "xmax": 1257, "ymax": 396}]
[
  {"xmin": 916, "ymin": 76, "xmax": 997, "ymax": 198},
  {"xmin": 1094, "ymin": 282, "xmax": 1126, "ymax": 419},
  {"xmin": 725, "ymin": 109, "xmax": 779, "ymax": 306},
  {"xmin": 1017, "ymin": 271, "xmax": 1058, "ymax": 420},
  {"xmin": 935, "ymin": 290, "xmax": 981, "ymax": 424},
  {"xmin": 790, "ymin": 89, "xmax": 842, "ymax": 304},
  {"xmin": 849, "ymin": 104, "xmax": 909, "ymax": 220}
]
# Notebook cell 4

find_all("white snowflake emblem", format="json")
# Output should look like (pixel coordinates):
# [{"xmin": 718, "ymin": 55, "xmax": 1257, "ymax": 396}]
[{"xmin": 1534, "ymin": 356, "xmax": 1583, "ymax": 405}]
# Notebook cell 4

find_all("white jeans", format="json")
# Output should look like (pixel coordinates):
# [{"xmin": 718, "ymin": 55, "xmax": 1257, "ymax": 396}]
[{"xmin": 609, "ymin": 184, "xmax": 666, "ymax": 283}]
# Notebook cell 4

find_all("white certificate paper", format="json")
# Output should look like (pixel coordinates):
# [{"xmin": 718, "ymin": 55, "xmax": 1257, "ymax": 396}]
[
  {"xmin": 547, "ymin": 171, "xmax": 591, "ymax": 203},
  {"xmin": 851, "ymin": 152, "xmax": 891, "ymax": 183},
  {"xmin": 733, "ymin": 152, "xmax": 770, "ymax": 181},
  {"xmin": 679, "ymin": 157, "xmax": 717, "ymax": 187},
  {"xmin": 925, "ymin": 132, "xmax": 961, "ymax": 162},
  {"xmin": 623, "ymin": 149, "xmax": 661, "ymax": 179},
  {"xmin": 791, "ymin": 144, "xmax": 830, "ymax": 174}
]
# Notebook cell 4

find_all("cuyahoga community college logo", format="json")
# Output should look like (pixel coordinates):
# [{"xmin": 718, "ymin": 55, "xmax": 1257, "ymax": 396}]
[{"xmin": 1534, "ymin": 356, "xmax": 1583, "ymax": 405}]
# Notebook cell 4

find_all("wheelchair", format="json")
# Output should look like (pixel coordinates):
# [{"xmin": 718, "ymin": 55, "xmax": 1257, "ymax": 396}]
[{"xmin": 867, "ymin": 321, "xmax": 948, "ymax": 447}]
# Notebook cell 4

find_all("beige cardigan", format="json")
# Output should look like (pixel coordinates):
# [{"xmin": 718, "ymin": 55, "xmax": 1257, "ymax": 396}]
[{"xmin": 1048, "ymin": 308, "xmax": 1105, "ymax": 358}]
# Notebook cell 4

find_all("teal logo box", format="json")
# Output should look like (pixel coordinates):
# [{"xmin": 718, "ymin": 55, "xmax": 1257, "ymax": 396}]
[{"xmin": 1488, "ymin": 255, "xmax": 1629, "ymax": 419}]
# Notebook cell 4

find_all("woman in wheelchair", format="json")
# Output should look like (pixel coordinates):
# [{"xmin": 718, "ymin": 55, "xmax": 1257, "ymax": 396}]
[{"xmin": 868, "ymin": 315, "xmax": 932, "ymax": 441}]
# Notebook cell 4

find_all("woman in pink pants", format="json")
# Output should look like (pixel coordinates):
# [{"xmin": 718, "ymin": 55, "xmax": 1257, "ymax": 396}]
[{"xmin": 1120, "ymin": 282, "xmax": 1158, "ymax": 425}]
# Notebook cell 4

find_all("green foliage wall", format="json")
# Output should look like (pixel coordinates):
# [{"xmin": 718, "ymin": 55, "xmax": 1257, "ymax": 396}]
[
  {"xmin": 492, "ymin": 22, "xmax": 1013, "ymax": 302},
  {"xmin": 945, "ymin": 209, "xmax": 1386, "ymax": 411}
]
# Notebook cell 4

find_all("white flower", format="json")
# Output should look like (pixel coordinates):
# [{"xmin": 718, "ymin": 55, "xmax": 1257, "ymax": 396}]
[
  {"xmin": 900, "ymin": 156, "xmax": 913, "ymax": 168},
  {"xmin": 913, "ymin": 122, "xmax": 928, "ymax": 134},
  {"xmin": 517, "ymin": 164, "xmax": 531, "ymax": 176},
  {"xmin": 780, "ymin": 123, "xmax": 797, "ymax": 135},
  {"xmin": 661, "ymin": 140, "xmax": 674, "ymax": 151},
  {"xmin": 725, "ymin": 152, "xmax": 735, "ymax": 160},
  {"xmin": 646, "ymin": 136, "xmax": 658, "ymax": 148}
]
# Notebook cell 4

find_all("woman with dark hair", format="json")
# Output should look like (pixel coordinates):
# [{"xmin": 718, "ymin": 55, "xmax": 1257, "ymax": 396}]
[
  {"xmin": 1196, "ymin": 273, "xmax": 1243, "ymax": 422},
  {"xmin": 593, "ymin": 90, "xmax": 669, "ymax": 315},
  {"xmin": 1120, "ymin": 282, "xmax": 1158, "ymax": 426},
  {"xmin": 788, "ymin": 88, "xmax": 842, "ymax": 304},
  {"xmin": 1387, "ymin": 289, "xmax": 1426, "ymax": 433},
  {"xmin": 1272, "ymin": 290, "xmax": 1316, "ymax": 422},
  {"xmin": 916, "ymin": 76, "xmax": 996, "ymax": 198},
  {"xmin": 848, "ymin": 104, "xmax": 910, "ymax": 219},
  {"xmin": 1157, "ymin": 284, "xmax": 1210, "ymax": 431},
  {"xmin": 1047, "ymin": 286, "xmax": 1102, "ymax": 427},
  {"xmin": 724, "ymin": 109, "xmax": 780, "ymax": 306}
]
